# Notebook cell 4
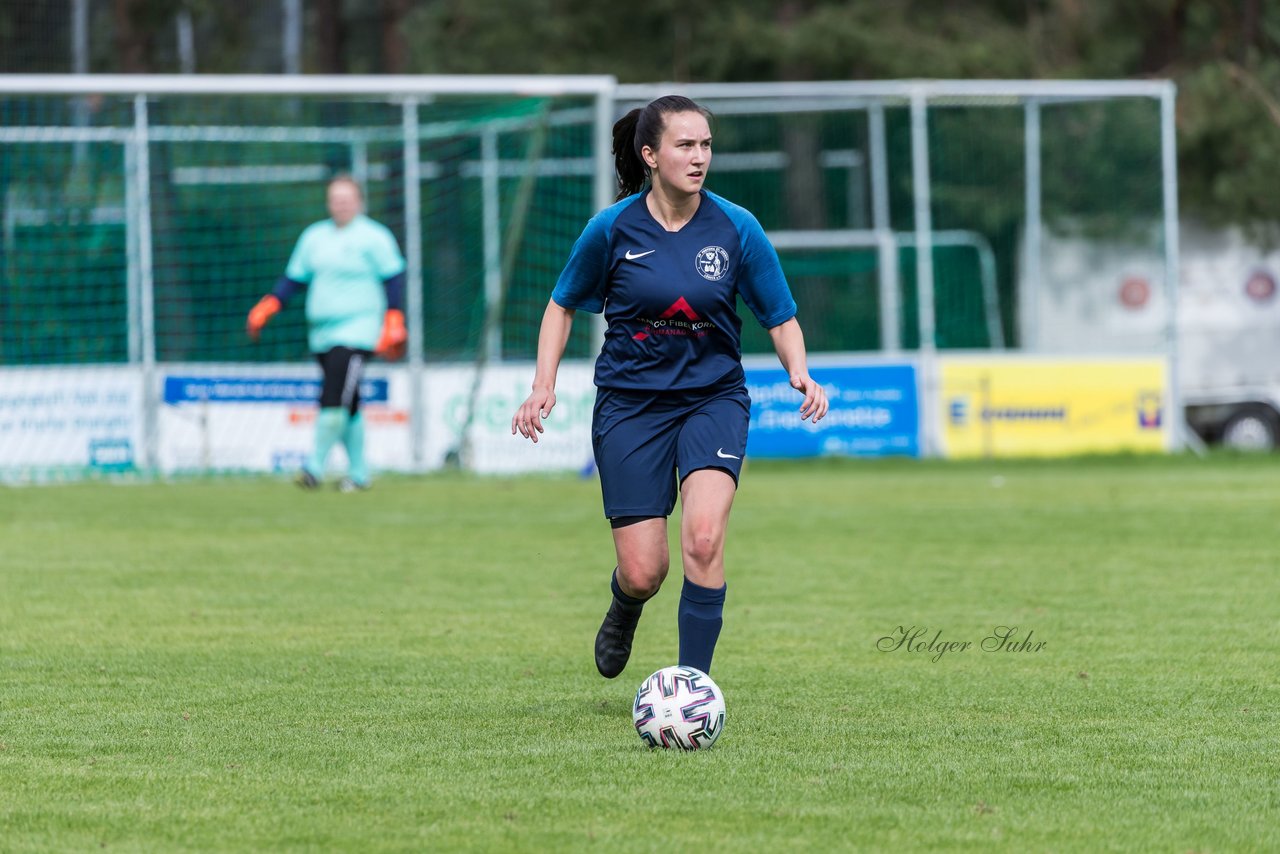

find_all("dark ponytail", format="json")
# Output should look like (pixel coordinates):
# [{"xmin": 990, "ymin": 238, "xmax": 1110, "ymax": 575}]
[
  {"xmin": 611, "ymin": 95, "xmax": 711, "ymax": 200},
  {"xmin": 612, "ymin": 108, "xmax": 647, "ymax": 201}
]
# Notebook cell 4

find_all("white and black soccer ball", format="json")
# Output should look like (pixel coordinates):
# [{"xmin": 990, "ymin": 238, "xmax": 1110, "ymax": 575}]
[{"xmin": 632, "ymin": 665, "xmax": 725, "ymax": 750}]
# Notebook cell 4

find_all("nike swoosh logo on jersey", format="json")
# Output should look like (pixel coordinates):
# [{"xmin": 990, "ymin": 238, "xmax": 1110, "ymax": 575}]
[
  {"xmin": 716, "ymin": 448, "xmax": 740, "ymax": 460},
  {"xmin": 625, "ymin": 249, "xmax": 656, "ymax": 260}
]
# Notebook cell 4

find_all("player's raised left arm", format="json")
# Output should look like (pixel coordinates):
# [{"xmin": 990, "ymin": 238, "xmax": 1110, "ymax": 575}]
[{"xmin": 768, "ymin": 318, "xmax": 827, "ymax": 422}]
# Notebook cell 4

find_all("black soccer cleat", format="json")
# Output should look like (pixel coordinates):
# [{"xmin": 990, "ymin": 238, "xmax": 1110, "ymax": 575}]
[
  {"xmin": 594, "ymin": 599, "xmax": 642, "ymax": 679},
  {"xmin": 294, "ymin": 469, "xmax": 320, "ymax": 490}
]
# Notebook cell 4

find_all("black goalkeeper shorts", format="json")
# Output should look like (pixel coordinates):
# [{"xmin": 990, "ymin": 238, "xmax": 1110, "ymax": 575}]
[{"xmin": 315, "ymin": 346, "xmax": 372, "ymax": 415}]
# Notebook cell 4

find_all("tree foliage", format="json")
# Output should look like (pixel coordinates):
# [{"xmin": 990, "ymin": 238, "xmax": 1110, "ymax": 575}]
[{"xmin": 1, "ymin": 0, "xmax": 1279, "ymax": 227}]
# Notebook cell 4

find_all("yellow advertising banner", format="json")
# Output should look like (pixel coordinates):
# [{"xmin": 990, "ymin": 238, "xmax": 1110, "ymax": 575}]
[{"xmin": 939, "ymin": 357, "xmax": 1168, "ymax": 458}]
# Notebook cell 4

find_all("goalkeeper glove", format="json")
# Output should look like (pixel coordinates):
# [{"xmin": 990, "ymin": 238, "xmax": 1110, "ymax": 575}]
[
  {"xmin": 246, "ymin": 295, "xmax": 281, "ymax": 341},
  {"xmin": 375, "ymin": 309, "xmax": 407, "ymax": 360}
]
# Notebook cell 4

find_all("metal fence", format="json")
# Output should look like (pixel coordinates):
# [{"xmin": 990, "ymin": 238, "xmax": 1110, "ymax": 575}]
[{"xmin": 0, "ymin": 75, "xmax": 1180, "ymax": 469}]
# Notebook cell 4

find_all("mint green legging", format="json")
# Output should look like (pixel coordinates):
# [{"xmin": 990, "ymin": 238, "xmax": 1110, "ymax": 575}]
[{"xmin": 306, "ymin": 409, "xmax": 367, "ymax": 485}]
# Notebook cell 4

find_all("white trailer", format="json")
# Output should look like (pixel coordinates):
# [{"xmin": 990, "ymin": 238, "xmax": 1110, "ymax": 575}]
[{"xmin": 1025, "ymin": 222, "xmax": 1280, "ymax": 450}]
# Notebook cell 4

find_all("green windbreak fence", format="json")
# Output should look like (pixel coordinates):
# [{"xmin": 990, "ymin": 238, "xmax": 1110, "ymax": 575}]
[
  {"xmin": 0, "ymin": 90, "xmax": 604, "ymax": 366},
  {"xmin": 1, "ymin": 80, "xmax": 1169, "ymax": 367}
]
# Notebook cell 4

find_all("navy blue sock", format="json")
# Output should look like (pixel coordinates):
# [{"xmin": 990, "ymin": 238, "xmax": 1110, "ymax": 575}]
[
  {"xmin": 678, "ymin": 577, "xmax": 726, "ymax": 674},
  {"xmin": 610, "ymin": 569, "xmax": 648, "ymax": 614}
]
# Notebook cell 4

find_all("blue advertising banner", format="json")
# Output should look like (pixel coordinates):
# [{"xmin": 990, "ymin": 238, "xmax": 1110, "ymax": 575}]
[
  {"xmin": 163, "ymin": 376, "xmax": 388, "ymax": 405},
  {"xmin": 744, "ymin": 363, "xmax": 919, "ymax": 458}
]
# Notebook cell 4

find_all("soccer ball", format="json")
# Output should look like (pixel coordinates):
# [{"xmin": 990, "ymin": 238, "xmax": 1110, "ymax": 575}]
[{"xmin": 632, "ymin": 665, "xmax": 726, "ymax": 750}]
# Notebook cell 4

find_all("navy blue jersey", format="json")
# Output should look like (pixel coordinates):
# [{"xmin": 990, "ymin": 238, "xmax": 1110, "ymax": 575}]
[{"xmin": 551, "ymin": 190, "xmax": 797, "ymax": 391}]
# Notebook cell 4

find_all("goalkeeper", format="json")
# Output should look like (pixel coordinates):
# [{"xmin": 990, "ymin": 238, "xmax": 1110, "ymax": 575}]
[{"xmin": 246, "ymin": 175, "xmax": 407, "ymax": 491}]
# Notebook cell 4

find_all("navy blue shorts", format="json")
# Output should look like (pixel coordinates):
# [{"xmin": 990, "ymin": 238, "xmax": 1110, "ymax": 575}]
[{"xmin": 592, "ymin": 384, "xmax": 751, "ymax": 520}]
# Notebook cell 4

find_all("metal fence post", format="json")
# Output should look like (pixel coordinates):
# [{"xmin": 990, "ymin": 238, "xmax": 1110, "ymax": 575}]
[
  {"xmin": 133, "ymin": 93, "xmax": 158, "ymax": 472},
  {"xmin": 1023, "ymin": 98, "xmax": 1041, "ymax": 352},
  {"xmin": 867, "ymin": 101, "xmax": 899, "ymax": 352},
  {"xmin": 402, "ymin": 96, "xmax": 425, "ymax": 470},
  {"xmin": 1161, "ymin": 84, "xmax": 1183, "ymax": 452},
  {"xmin": 910, "ymin": 89, "xmax": 936, "ymax": 457}
]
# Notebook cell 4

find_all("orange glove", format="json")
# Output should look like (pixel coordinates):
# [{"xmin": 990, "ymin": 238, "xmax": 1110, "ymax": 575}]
[
  {"xmin": 375, "ymin": 309, "xmax": 407, "ymax": 360},
  {"xmin": 246, "ymin": 295, "xmax": 281, "ymax": 341}
]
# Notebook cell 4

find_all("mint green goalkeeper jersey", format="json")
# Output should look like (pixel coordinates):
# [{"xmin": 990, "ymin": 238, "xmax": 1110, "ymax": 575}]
[{"xmin": 285, "ymin": 214, "xmax": 406, "ymax": 353}]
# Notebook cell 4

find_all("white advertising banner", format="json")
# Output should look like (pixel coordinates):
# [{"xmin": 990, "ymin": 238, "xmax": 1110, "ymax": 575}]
[
  {"xmin": 422, "ymin": 362, "xmax": 596, "ymax": 474},
  {"xmin": 4, "ymin": 356, "xmax": 925, "ymax": 480},
  {"xmin": 0, "ymin": 367, "xmax": 143, "ymax": 475},
  {"xmin": 157, "ymin": 365, "xmax": 413, "ymax": 475},
  {"xmin": 156, "ymin": 362, "xmax": 595, "ymax": 476}
]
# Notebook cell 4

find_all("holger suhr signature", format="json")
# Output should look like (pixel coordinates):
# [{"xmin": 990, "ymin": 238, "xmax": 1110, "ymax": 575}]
[{"xmin": 876, "ymin": 625, "xmax": 1047, "ymax": 663}]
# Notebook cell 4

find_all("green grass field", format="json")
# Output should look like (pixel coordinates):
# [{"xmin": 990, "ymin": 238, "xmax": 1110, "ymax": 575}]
[{"xmin": 2, "ymin": 455, "xmax": 1277, "ymax": 852}]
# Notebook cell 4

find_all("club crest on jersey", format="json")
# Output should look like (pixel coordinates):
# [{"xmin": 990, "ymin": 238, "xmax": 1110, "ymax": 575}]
[{"xmin": 695, "ymin": 246, "xmax": 730, "ymax": 281}]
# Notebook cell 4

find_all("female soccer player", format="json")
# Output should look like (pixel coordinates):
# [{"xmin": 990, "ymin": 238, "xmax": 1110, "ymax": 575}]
[
  {"xmin": 511, "ymin": 95, "xmax": 828, "ymax": 678},
  {"xmin": 246, "ymin": 175, "xmax": 407, "ymax": 492}
]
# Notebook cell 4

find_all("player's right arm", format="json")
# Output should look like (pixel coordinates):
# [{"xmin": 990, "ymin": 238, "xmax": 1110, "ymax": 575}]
[
  {"xmin": 512, "ymin": 212, "xmax": 609, "ymax": 443},
  {"xmin": 512, "ymin": 299, "xmax": 575, "ymax": 443},
  {"xmin": 248, "ymin": 226, "xmax": 315, "ymax": 341},
  {"xmin": 246, "ymin": 278, "xmax": 306, "ymax": 341}
]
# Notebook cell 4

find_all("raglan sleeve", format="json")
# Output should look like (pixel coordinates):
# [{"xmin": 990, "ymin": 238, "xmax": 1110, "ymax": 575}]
[
  {"xmin": 736, "ymin": 212, "xmax": 797, "ymax": 329},
  {"xmin": 284, "ymin": 226, "xmax": 316, "ymax": 283},
  {"xmin": 550, "ymin": 213, "xmax": 611, "ymax": 314},
  {"xmin": 371, "ymin": 223, "xmax": 407, "ymax": 279}
]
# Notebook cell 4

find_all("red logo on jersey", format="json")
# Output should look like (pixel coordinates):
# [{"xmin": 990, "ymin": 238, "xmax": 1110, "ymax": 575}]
[
  {"xmin": 633, "ymin": 297, "xmax": 716, "ymax": 341},
  {"xmin": 660, "ymin": 297, "xmax": 700, "ymax": 321}
]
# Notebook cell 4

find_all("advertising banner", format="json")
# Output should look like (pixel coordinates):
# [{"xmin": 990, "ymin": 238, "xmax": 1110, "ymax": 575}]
[
  {"xmin": 744, "ymin": 362, "xmax": 919, "ymax": 458},
  {"xmin": 0, "ymin": 368, "xmax": 143, "ymax": 476},
  {"xmin": 939, "ymin": 356, "xmax": 1168, "ymax": 457},
  {"xmin": 158, "ymin": 368, "xmax": 413, "ymax": 474},
  {"xmin": 422, "ymin": 363, "xmax": 596, "ymax": 474}
]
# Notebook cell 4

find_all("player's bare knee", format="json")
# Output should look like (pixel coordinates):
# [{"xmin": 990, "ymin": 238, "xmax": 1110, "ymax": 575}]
[
  {"xmin": 682, "ymin": 528, "xmax": 724, "ymax": 571},
  {"xmin": 616, "ymin": 559, "xmax": 667, "ymax": 598}
]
